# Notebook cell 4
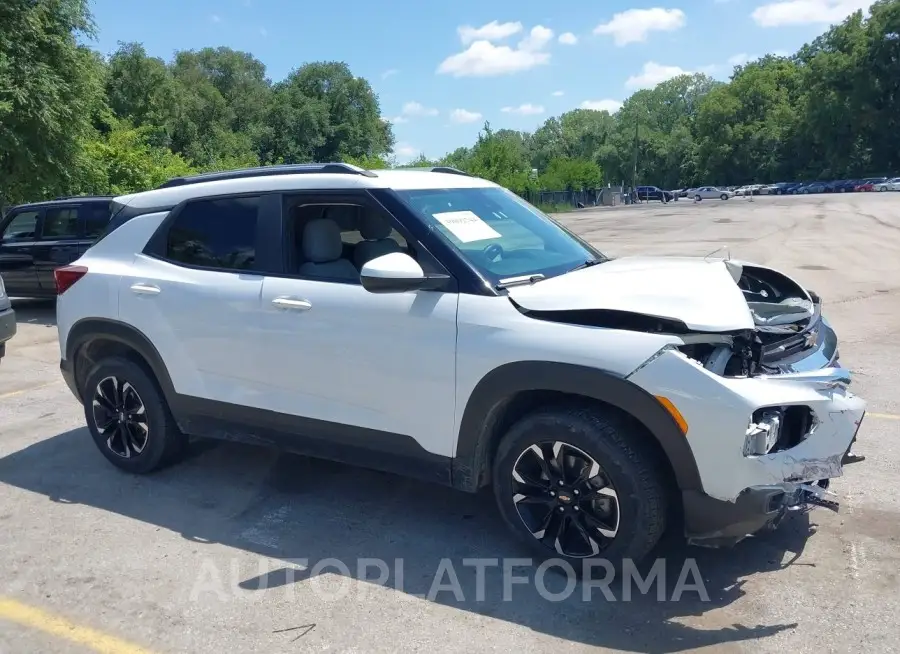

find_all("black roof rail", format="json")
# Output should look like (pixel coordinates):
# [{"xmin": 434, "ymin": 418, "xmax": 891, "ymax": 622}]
[
  {"xmin": 403, "ymin": 166, "xmax": 472, "ymax": 177},
  {"xmin": 52, "ymin": 195, "xmax": 113, "ymax": 201},
  {"xmin": 156, "ymin": 162, "xmax": 378, "ymax": 189}
]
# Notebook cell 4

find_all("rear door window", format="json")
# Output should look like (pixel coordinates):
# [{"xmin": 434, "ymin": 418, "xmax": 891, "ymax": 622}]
[
  {"xmin": 42, "ymin": 207, "xmax": 80, "ymax": 239},
  {"xmin": 163, "ymin": 196, "xmax": 259, "ymax": 271}
]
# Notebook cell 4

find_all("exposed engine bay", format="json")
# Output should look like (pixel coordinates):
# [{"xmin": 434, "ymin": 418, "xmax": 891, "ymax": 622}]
[{"xmin": 677, "ymin": 262, "xmax": 832, "ymax": 377}]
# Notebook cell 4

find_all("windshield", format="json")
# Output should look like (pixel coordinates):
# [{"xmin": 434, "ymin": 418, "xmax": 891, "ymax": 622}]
[{"xmin": 394, "ymin": 186, "xmax": 605, "ymax": 284}]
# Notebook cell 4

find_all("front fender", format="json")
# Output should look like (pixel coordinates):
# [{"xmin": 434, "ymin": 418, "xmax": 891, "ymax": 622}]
[{"xmin": 451, "ymin": 360, "xmax": 703, "ymax": 493}]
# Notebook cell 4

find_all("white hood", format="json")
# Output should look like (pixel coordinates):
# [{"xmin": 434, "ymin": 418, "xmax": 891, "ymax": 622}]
[{"xmin": 507, "ymin": 256, "xmax": 756, "ymax": 332}]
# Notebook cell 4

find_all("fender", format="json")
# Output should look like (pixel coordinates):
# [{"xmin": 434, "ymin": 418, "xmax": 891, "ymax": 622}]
[
  {"xmin": 451, "ymin": 361, "xmax": 703, "ymax": 493},
  {"xmin": 65, "ymin": 318, "xmax": 178, "ymax": 408}
]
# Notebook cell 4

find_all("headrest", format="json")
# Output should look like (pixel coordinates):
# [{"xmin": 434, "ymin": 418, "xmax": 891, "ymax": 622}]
[
  {"xmin": 360, "ymin": 212, "xmax": 392, "ymax": 240},
  {"xmin": 301, "ymin": 218, "xmax": 343, "ymax": 263},
  {"xmin": 322, "ymin": 205, "xmax": 359, "ymax": 231}
]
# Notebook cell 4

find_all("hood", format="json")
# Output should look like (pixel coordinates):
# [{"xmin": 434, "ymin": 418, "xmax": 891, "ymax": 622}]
[{"xmin": 507, "ymin": 256, "xmax": 755, "ymax": 332}]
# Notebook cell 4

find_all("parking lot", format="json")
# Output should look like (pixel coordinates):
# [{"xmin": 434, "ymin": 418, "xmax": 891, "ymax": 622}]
[{"xmin": 1, "ymin": 192, "xmax": 899, "ymax": 653}]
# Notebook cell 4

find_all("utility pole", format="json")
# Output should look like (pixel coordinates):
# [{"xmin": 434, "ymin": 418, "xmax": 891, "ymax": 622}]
[{"xmin": 631, "ymin": 119, "xmax": 638, "ymax": 194}]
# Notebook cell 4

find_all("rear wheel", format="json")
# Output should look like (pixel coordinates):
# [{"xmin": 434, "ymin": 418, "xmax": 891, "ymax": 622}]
[
  {"xmin": 694, "ymin": 194, "xmax": 702, "ymax": 201},
  {"xmin": 720, "ymin": 193, "xmax": 728, "ymax": 200},
  {"xmin": 82, "ymin": 356, "xmax": 187, "ymax": 473},
  {"xmin": 492, "ymin": 406, "xmax": 668, "ymax": 574}
]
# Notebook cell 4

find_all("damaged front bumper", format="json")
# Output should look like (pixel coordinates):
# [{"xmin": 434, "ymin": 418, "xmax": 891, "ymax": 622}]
[{"xmin": 628, "ymin": 346, "xmax": 866, "ymax": 547}]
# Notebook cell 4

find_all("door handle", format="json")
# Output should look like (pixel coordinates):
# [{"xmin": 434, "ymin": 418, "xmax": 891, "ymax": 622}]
[
  {"xmin": 130, "ymin": 283, "xmax": 161, "ymax": 295},
  {"xmin": 272, "ymin": 296, "xmax": 312, "ymax": 311}
]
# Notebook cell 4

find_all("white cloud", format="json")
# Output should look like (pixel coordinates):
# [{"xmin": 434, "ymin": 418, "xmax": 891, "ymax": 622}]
[
  {"xmin": 501, "ymin": 103, "xmax": 545, "ymax": 115},
  {"xmin": 558, "ymin": 32, "xmax": 579, "ymax": 45},
  {"xmin": 593, "ymin": 8, "xmax": 686, "ymax": 46},
  {"xmin": 387, "ymin": 115, "xmax": 408, "ymax": 124},
  {"xmin": 520, "ymin": 25, "xmax": 554, "ymax": 50},
  {"xmin": 458, "ymin": 20, "xmax": 523, "ymax": 45},
  {"xmin": 210, "ymin": 14, "xmax": 222, "ymax": 23},
  {"xmin": 437, "ymin": 24, "xmax": 554, "ymax": 77},
  {"xmin": 400, "ymin": 101, "xmax": 438, "ymax": 117},
  {"xmin": 552, "ymin": 90, "xmax": 565, "ymax": 96},
  {"xmin": 450, "ymin": 108, "xmax": 483, "ymax": 124},
  {"xmin": 580, "ymin": 99, "xmax": 623, "ymax": 113},
  {"xmin": 625, "ymin": 61, "xmax": 691, "ymax": 89},
  {"xmin": 751, "ymin": 0, "xmax": 868, "ymax": 26},
  {"xmin": 395, "ymin": 142, "xmax": 419, "ymax": 160},
  {"xmin": 382, "ymin": 69, "xmax": 399, "ymax": 79}
]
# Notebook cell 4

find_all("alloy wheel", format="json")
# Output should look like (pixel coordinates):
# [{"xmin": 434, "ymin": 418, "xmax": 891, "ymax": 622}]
[
  {"xmin": 91, "ymin": 376, "xmax": 149, "ymax": 458},
  {"xmin": 511, "ymin": 441, "xmax": 620, "ymax": 558}
]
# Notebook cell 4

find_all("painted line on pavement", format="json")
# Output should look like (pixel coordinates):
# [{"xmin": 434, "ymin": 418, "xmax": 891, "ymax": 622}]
[{"xmin": 0, "ymin": 596, "xmax": 157, "ymax": 654}]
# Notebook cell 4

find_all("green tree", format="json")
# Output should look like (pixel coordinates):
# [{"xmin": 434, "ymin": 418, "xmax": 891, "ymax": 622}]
[{"xmin": 0, "ymin": 0, "xmax": 105, "ymax": 206}]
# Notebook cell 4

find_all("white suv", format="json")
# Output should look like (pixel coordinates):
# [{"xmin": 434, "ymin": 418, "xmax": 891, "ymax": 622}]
[{"xmin": 55, "ymin": 163, "xmax": 866, "ymax": 567}]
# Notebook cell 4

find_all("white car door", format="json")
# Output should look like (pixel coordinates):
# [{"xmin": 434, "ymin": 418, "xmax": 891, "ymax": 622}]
[
  {"xmin": 256, "ymin": 197, "xmax": 459, "ymax": 458},
  {"xmin": 118, "ymin": 194, "xmax": 267, "ymax": 401}
]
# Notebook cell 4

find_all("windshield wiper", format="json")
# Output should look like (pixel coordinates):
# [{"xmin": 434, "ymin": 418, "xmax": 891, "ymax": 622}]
[
  {"xmin": 568, "ymin": 258, "xmax": 604, "ymax": 272},
  {"xmin": 495, "ymin": 273, "xmax": 546, "ymax": 290}
]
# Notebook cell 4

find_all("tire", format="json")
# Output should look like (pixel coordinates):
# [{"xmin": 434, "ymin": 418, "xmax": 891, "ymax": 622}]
[
  {"xmin": 880, "ymin": 186, "xmax": 888, "ymax": 192},
  {"xmin": 492, "ymin": 406, "xmax": 668, "ymax": 575},
  {"xmin": 82, "ymin": 356, "xmax": 188, "ymax": 474},
  {"xmin": 694, "ymin": 194, "xmax": 702, "ymax": 201},
  {"xmin": 720, "ymin": 194, "xmax": 728, "ymax": 200}
]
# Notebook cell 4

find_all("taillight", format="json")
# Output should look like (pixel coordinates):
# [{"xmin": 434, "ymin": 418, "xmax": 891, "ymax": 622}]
[{"xmin": 54, "ymin": 265, "xmax": 88, "ymax": 295}]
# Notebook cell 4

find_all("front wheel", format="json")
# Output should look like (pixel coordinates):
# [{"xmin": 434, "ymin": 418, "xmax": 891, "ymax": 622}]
[
  {"xmin": 694, "ymin": 194, "xmax": 702, "ymax": 201},
  {"xmin": 82, "ymin": 356, "xmax": 188, "ymax": 474},
  {"xmin": 720, "ymin": 194, "xmax": 728, "ymax": 200},
  {"xmin": 880, "ymin": 186, "xmax": 888, "ymax": 192},
  {"xmin": 492, "ymin": 406, "xmax": 668, "ymax": 573}
]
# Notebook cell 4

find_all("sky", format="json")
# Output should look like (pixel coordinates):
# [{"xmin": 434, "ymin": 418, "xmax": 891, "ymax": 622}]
[{"xmin": 86, "ymin": 0, "xmax": 872, "ymax": 162}]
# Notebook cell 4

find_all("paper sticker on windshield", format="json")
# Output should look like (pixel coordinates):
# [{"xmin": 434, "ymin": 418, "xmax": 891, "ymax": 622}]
[{"xmin": 432, "ymin": 211, "xmax": 502, "ymax": 243}]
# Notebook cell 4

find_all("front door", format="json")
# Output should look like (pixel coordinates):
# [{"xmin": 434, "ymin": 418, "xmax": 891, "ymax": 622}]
[
  {"xmin": 0, "ymin": 208, "xmax": 42, "ymax": 297},
  {"xmin": 257, "ymin": 195, "xmax": 459, "ymax": 459}
]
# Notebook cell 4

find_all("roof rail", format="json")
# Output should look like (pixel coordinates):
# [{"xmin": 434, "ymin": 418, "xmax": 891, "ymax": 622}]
[
  {"xmin": 403, "ymin": 166, "xmax": 472, "ymax": 177},
  {"xmin": 52, "ymin": 195, "xmax": 113, "ymax": 201},
  {"xmin": 156, "ymin": 162, "xmax": 378, "ymax": 189}
]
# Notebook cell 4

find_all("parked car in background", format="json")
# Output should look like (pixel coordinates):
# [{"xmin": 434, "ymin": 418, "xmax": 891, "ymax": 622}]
[
  {"xmin": 831, "ymin": 179, "xmax": 859, "ymax": 193},
  {"xmin": 0, "ymin": 273, "xmax": 14, "ymax": 364},
  {"xmin": 854, "ymin": 181, "xmax": 875, "ymax": 192},
  {"xmin": 636, "ymin": 186, "xmax": 674, "ymax": 202},
  {"xmin": 692, "ymin": 186, "xmax": 733, "ymax": 200},
  {"xmin": 762, "ymin": 183, "xmax": 791, "ymax": 195},
  {"xmin": 798, "ymin": 182, "xmax": 829, "ymax": 194},
  {"xmin": 0, "ymin": 196, "xmax": 112, "ymax": 298},
  {"xmin": 876, "ymin": 177, "xmax": 900, "ymax": 191}
]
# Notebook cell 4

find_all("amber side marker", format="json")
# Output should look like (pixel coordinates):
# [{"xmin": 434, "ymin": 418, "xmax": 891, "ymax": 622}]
[{"xmin": 655, "ymin": 396, "xmax": 689, "ymax": 435}]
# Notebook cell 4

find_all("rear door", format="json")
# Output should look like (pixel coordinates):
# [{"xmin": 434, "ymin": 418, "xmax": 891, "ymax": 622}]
[
  {"xmin": 32, "ymin": 204, "xmax": 90, "ymax": 293},
  {"xmin": 117, "ymin": 193, "xmax": 270, "ymax": 402},
  {"xmin": 0, "ymin": 207, "xmax": 42, "ymax": 297}
]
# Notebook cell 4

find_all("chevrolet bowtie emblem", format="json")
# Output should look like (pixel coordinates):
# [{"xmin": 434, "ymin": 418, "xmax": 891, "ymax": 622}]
[{"xmin": 557, "ymin": 494, "xmax": 572, "ymax": 503}]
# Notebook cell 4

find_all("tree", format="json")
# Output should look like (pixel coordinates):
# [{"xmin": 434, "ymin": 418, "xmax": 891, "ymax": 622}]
[{"xmin": 0, "ymin": 0, "xmax": 105, "ymax": 206}]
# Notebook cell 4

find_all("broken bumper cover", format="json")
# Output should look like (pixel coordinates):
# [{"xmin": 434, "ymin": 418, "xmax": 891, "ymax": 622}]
[{"xmin": 627, "ymin": 347, "xmax": 866, "ymax": 545}]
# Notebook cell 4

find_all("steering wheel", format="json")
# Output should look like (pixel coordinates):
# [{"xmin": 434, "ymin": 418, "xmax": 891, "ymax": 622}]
[{"xmin": 482, "ymin": 242, "xmax": 503, "ymax": 262}]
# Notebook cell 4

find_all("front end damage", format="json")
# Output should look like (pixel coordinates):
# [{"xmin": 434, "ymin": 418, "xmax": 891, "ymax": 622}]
[
  {"xmin": 622, "ymin": 261, "xmax": 867, "ymax": 546},
  {"xmin": 514, "ymin": 257, "xmax": 867, "ymax": 547}
]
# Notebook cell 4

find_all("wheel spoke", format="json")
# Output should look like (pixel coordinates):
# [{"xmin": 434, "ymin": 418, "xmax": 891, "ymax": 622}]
[
  {"xmin": 551, "ymin": 512, "xmax": 569, "ymax": 554},
  {"xmin": 93, "ymin": 376, "xmax": 149, "ymax": 459},
  {"xmin": 94, "ymin": 384, "xmax": 116, "ymax": 413},
  {"xmin": 571, "ymin": 515, "xmax": 601, "ymax": 556},
  {"xmin": 528, "ymin": 443, "xmax": 556, "ymax": 482},
  {"xmin": 581, "ymin": 505, "xmax": 619, "ymax": 540}
]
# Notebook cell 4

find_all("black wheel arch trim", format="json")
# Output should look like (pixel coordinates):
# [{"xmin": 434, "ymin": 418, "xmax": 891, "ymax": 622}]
[
  {"xmin": 65, "ymin": 318, "xmax": 178, "ymax": 407},
  {"xmin": 452, "ymin": 360, "xmax": 703, "ymax": 493}
]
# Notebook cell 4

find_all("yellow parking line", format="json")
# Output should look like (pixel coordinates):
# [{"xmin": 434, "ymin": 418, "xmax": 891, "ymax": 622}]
[
  {"xmin": 0, "ymin": 380, "xmax": 60, "ymax": 400},
  {"xmin": 869, "ymin": 412, "xmax": 900, "ymax": 421},
  {"xmin": 0, "ymin": 596, "xmax": 156, "ymax": 654}
]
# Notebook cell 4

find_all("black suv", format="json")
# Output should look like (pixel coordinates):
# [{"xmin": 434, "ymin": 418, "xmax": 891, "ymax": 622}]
[{"xmin": 0, "ymin": 196, "xmax": 112, "ymax": 298}]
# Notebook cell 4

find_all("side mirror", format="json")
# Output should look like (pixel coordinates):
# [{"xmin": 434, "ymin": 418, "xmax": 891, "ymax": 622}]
[{"xmin": 360, "ymin": 252, "xmax": 429, "ymax": 293}]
